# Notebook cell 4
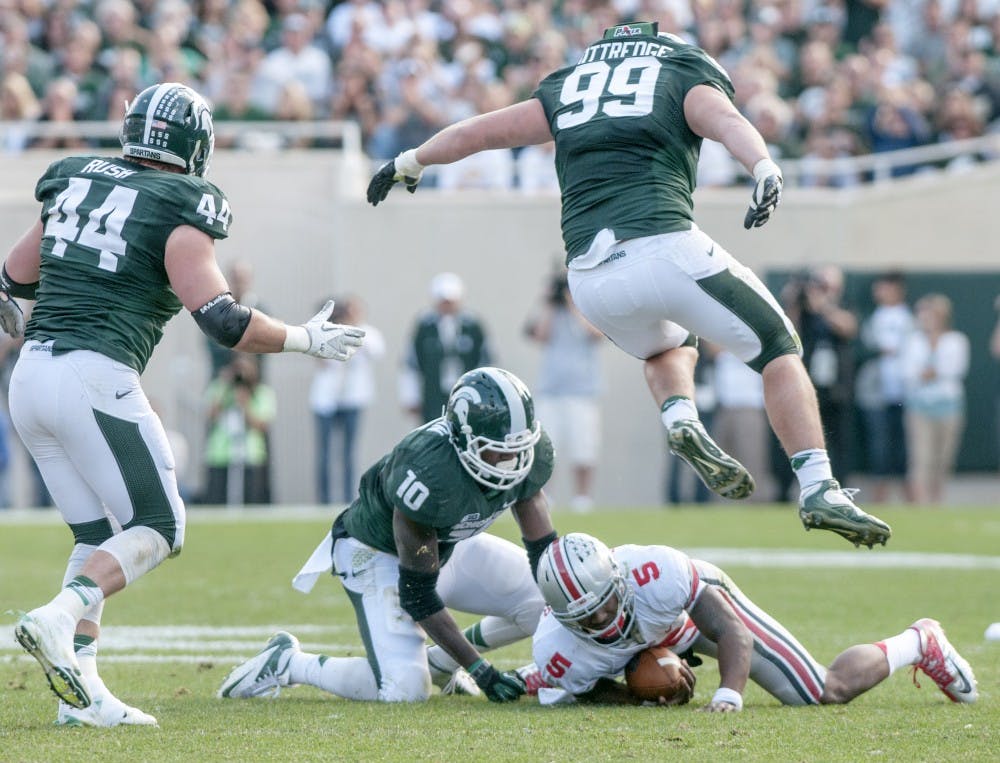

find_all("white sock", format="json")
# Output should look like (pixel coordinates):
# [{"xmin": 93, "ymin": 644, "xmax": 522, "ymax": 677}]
[
  {"xmin": 660, "ymin": 396, "xmax": 699, "ymax": 429},
  {"xmin": 50, "ymin": 576, "xmax": 105, "ymax": 622},
  {"xmin": 288, "ymin": 653, "xmax": 378, "ymax": 700},
  {"xmin": 791, "ymin": 449, "xmax": 833, "ymax": 492},
  {"xmin": 876, "ymin": 628, "xmax": 922, "ymax": 674}
]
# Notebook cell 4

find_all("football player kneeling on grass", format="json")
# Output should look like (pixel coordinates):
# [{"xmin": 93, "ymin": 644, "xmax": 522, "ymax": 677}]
[
  {"xmin": 522, "ymin": 533, "xmax": 977, "ymax": 709},
  {"xmin": 218, "ymin": 367, "xmax": 559, "ymax": 703}
]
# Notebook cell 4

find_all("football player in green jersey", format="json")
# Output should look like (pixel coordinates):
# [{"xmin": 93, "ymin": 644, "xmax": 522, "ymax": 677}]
[
  {"xmin": 367, "ymin": 21, "xmax": 891, "ymax": 549},
  {"xmin": 2, "ymin": 82, "xmax": 365, "ymax": 727},
  {"xmin": 218, "ymin": 366, "xmax": 558, "ymax": 703}
]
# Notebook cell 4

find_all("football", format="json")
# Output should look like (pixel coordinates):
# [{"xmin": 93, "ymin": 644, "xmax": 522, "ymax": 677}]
[{"xmin": 624, "ymin": 646, "xmax": 693, "ymax": 704}]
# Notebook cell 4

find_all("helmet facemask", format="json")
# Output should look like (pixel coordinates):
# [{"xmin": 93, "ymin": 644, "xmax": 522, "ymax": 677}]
[
  {"xmin": 446, "ymin": 367, "xmax": 541, "ymax": 491},
  {"xmin": 538, "ymin": 534, "xmax": 637, "ymax": 646},
  {"xmin": 454, "ymin": 420, "xmax": 540, "ymax": 490}
]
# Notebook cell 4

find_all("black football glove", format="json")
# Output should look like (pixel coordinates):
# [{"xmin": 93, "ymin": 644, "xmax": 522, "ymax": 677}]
[
  {"xmin": 366, "ymin": 149, "xmax": 423, "ymax": 206},
  {"xmin": 743, "ymin": 159, "xmax": 783, "ymax": 230},
  {"xmin": 0, "ymin": 270, "xmax": 25, "ymax": 338},
  {"xmin": 468, "ymin": 658, "xmax": 527, "ymax": 703}
]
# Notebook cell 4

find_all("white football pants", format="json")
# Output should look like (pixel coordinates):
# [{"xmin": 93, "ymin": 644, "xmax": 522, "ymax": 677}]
[
  {"xmin": 9, "ymin": 342, "xmax": 185, "ymax": 552},
  {"xmin": 332, "ymin": 531, "xmax": 544, "ymax": 702},
  {"xmin": 568, "ymin": 226, "xmax": 799, "ymax": 371}
]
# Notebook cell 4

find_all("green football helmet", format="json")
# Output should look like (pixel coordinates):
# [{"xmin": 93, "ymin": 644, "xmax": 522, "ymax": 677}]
[
  {"xmin": 445, "ymin": 366, "xmax": 541, "ymax": 490},
  {"xmin": 120, "ymin": 82, "xmax": 215, "ymax": 177}
]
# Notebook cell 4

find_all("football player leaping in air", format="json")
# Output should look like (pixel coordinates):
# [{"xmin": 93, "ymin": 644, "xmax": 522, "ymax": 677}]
[
  {"xmin": 523, "ymin": 533, "xmax": 977, "ymax": 710},
  {"xmin": 367, "ymin": 20, "xmax": 892, "ymax": 549},
  {"xmin": 219, "ymin": 366, "xmax": 559, "ymax": 703}
]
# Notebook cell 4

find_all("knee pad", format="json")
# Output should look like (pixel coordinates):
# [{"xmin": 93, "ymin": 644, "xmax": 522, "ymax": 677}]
[
  {"xmin": 378, "ymin": 667, "xmax": 432, "ymax": 703},
  {"xmin": 99, "ymin": 526, "xmax": 171, "ymax": 585}
]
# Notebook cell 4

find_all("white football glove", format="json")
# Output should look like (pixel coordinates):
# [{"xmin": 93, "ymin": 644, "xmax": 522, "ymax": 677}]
[
  {"xmin": 0, "ymin": 289, "xmax": 24, "ymax": 338},
  {"xmin": 286, "ymin": 300, "xmax": 365, "ymax": 361},
  {"xmin": 743, "ymin": 159, "xmax": 783, "ymax": 229}
]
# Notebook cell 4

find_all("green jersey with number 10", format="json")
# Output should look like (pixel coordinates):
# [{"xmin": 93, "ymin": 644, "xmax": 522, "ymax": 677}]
[
  {"xmin": 27, "ymin": 155, "xmax": 232, "ymax": 373},
  {"xmin": 532, "ymin": 34, "xmax": 735, "ymax": 261},
  {"xmin": 342, "ymin": 417, "xmax": 554, "ymax": 565}
]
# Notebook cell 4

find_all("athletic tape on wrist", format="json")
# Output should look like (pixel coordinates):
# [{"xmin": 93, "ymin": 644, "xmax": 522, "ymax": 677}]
[{"xmin": 711, "ymin": 687, "xmax": 743, "ymax": 709}]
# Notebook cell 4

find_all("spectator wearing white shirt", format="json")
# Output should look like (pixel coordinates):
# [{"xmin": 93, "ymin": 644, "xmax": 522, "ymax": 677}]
[
  {"xmin": 252, "ymin": 13, "xmax": 332, "ymax": 115},
  {"xmin": 857, "ymin": 271, "xmax": 915, "ymax": 503},
  {"xmin": 309, "ymin": 296, "xmax": 385, "ymax": 505},
  {"xmin": 900, "ymin": 294, "xmax": 969, "ymax": 504}
]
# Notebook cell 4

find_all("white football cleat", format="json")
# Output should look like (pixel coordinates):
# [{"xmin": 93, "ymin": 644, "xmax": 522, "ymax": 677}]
[
  {"xmin": 217, "ymin": 631, "xmax": 300, "ymax": 699},
  {"xmin": 911, "ymin": 618, "xmax": 978, "ymax": 703},
  {"xmin": 14, "ymin": 606, "xmax": 91, "ymax": 709},
  {"xmin": 56, "ymin": 695, "xmax": 158, "ymax": 727},
  {"xmin": 438, "ymin": 667, "xmax": 481, "ymax": 697}
]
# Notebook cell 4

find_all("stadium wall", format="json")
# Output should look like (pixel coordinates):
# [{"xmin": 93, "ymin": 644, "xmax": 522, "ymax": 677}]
[{"xmin": 0, "ymin": 150, "xmax": 997, "ymax": 508}]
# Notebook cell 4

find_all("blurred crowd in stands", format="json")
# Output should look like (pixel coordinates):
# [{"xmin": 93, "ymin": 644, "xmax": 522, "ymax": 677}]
[{"xmin": 1, "ymin": 0, "xmax": 999, "ymax": 185}]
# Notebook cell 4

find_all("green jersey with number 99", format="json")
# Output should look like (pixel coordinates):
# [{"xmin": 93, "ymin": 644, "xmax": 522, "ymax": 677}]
[
  {"xmin": 27, "ymin": 155, "xmax": 232, "ymax": 373},
  {"xmin": 532, "ymin": 34, "xmax": 735, "ymax": 261},
  {"xmin": 341, "ymin": 417, "xmax": 554, "ymax": 565}
]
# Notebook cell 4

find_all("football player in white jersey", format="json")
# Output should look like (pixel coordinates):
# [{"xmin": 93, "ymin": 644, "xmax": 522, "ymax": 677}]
[{"xmin": 527, "ymin": 533, "xmax": 977, "ymax": 709}]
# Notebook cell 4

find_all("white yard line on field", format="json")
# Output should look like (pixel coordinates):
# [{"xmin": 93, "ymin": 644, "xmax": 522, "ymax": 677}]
[{"xmin": 4, "ymin": 548, "xmax": 999, "ymax": 666}]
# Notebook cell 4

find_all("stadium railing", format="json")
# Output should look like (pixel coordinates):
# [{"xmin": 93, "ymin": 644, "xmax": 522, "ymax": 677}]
[{"xmin": 1, "ymin": 119, "xmax": 998, "ymax": 187}]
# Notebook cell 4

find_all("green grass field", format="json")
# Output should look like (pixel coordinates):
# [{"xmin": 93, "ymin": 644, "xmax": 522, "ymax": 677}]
[{"xmin": 2, "ymin": 504, "xmax": 998, "ymax": 762}]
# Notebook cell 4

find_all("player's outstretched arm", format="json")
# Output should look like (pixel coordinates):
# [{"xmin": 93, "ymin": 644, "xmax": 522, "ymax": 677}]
[
  {"xmin": 165, "ymin": 225, "xmax": 364, "ymax": 360},
  {"xmin": 367, "ymin": 100, "xmax": 553, "ymax": 206},
  {"xmin": 683, "ymin": 85, "xmax": 783, "ymax": 230}
]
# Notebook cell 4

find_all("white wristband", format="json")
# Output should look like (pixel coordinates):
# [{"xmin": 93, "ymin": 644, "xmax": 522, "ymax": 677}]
[
  {"xmin": 752, "ymin": 158, "xmax": 781, "ymax": 183},
  {"xmin": 711, "ymin": 687, "xmax": 743, "ymax": 709},
  {"xmin": 395, "ymin": 148, "xmax": 424, "ymax": 177},
  {"xmin": 283, "ymin": 325, "xmax": 309, "ymax": 353}
]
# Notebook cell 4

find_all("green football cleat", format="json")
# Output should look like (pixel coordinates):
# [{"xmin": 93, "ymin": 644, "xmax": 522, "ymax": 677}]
[
  {"xmin": 667, "ymin": 419, "xmax": 755, "ymax": 500},
  {"xmin": 798, "ymin": 480, "xmax": 891, "ymax": 548},
  {"xmin": 217, "ymin": 631, "xmax": 300, "ymax": 699}
]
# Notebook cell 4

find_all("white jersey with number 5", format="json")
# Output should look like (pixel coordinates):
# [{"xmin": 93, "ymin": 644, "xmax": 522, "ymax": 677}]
[
  {"xmin": 532, "ymin": 544, "xmax": 703, "ymax": 697},
  {"xmin": 532, "ymin": 543, "xmax": 829, "ymax": 706}
]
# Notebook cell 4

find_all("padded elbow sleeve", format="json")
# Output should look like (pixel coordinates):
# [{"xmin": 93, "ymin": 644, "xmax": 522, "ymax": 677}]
[
  {"xmin": 1, "ymin": 263, "xmax": 38, "ymax": 299},
  {"xmin": 397, "ymin": 565, "xmax": 445, "ymax": 622},
  {"xmin": 192, "ymin": 292, "xmax": 252, "ymax": 348}
]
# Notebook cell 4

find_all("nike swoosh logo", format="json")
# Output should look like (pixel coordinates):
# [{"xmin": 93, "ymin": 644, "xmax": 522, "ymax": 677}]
[
  {"xmin": 707, "ymin": 245, "xmax": 715, "ymax": 256},
  {"xmin": 115, "ymin": 390, "xmax": 132, "ymax": 399},
  {"xmin": 950, "ymin": 674, "xmax": 973, "ymax": 695}
]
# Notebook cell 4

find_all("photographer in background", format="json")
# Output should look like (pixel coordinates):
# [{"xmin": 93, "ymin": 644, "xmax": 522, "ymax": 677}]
[
  {"xmin": 773, "ymin": 265, "xmax": 858, "ymax": 499},
  {"xmin": 525, "ymin": 269, "xmax": 605, "ymax": 512},
  {"xmin": 202, "ymin": 354, "xmax": 277, "ymax": 506}
]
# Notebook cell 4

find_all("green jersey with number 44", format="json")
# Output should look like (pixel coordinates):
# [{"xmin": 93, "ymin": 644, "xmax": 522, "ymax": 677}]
[
  {"xmin": 532, "ymin": 34, "xmax": 735, "ymax": 260},
  {"xmin": 27, "ymin": 155, "xmax": 232, "ymax": 372},
  {"xmin": 342, "ymin": 417, "xmax": 554, "ymax": 564}
]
